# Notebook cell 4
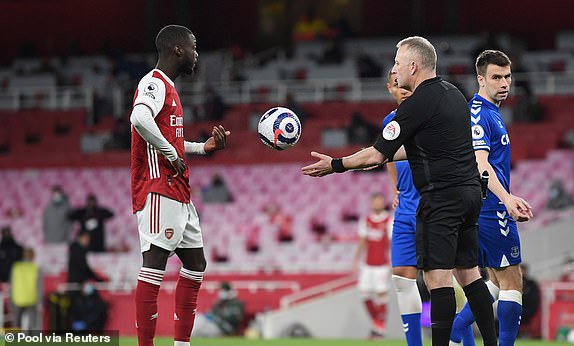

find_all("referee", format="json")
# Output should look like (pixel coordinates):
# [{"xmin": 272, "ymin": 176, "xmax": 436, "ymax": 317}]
[{"xmin": 302, "ymin": 36, "xmax": 497, "ymax": 346}]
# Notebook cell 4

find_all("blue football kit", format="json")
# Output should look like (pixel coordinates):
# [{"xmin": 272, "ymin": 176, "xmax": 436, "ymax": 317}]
[{"xmin": 470, "ymin": 94, "xmax": 521, "ymax": 268}]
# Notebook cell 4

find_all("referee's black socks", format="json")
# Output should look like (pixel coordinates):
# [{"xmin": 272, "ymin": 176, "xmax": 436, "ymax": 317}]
[
  {"xmin": 430, "ymin": 287, "xmax": 456, "ymax": 346},
  {"xmin": 463, "ymin": 279, "xmax": 498, "ymax": 346}
]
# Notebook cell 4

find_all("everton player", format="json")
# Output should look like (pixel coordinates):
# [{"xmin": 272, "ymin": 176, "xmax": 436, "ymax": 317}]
[
  {"xmin": 450, "ymin": 50, "xmax": 533, "ymax": 346},
  {"xmin": 130, "ymin": 25, "xmax": 230, "ymax": 346}
]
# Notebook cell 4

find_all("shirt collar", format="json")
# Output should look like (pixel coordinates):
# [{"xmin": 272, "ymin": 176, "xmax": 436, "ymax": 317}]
[
  {"xmin": 153, "ymin": 68, "xmax": 175, "ymax": 87},
  {"xmin": 473, "ymin": 94, "xmax": 499, "ymax": 110},
  {"xmin": 418, "ymin": 76, "xmax": 442, "ymax": 88}
]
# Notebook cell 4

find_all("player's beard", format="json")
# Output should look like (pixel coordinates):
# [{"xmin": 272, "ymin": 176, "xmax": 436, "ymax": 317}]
[{"xmin": 181, "ymin": 54, "xmax": 196, "ymax": 76}]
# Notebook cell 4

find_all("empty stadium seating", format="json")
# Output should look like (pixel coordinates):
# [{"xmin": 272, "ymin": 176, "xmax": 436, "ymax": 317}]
[{"xmin": 0, "ymin": 150, "xmax": 572, "ymax": 281}]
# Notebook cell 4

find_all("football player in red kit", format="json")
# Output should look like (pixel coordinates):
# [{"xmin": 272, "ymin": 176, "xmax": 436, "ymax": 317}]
[
  {"xmin": 353, "ymin": 193, "xmax": 392, "ymax": 338},
  {"xmin": 130, "ymin": 25, "xmax": 230, "ymax": 346}
]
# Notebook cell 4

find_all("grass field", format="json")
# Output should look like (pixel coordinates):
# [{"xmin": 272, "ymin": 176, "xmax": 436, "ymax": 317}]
[{"xmin": 117, "ymin": 337, "xmax": 571, "ymax": 346}]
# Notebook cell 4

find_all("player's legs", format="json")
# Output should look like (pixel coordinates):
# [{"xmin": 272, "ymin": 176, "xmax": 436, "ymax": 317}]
[
  {"xmin": 135, "ymin": 193, "xmax": 188, "ymax": 346},
  {"xmin": 418, "ymin": 186, "xmax": 496, "ymax": 346},
  {"xmin": 489, "ymin": 265, "xmax": 523, "ymax": 346},
  {"xmin": 452, "ymin": 191, "xmax": 497, "ymax": 346},
  {"xmin": 391, "ymin": 215, "xmax": 423, "ymax": 346},
  {"xmin": 451, "ymin": 268, "xmax": 499, "ymax": 345},
  {"xmin": 136, "ymin": 245, "xmax": 170, "ymax": 346},
  {"xmin": 486, "ymin": 214, "xmax": 523, "ymax": 346},
  {"xmin": 172, "ymin": 202, "xmax": 205, "ymax": 346},
  {"xmin": 452, "ymin": 277, "xmax": 476, "ymax": 346},
  {"xmin": 359, "ymin": 265, "xmax": 387, "ymax": 337},
  {"xmin": 452, "ymin": 210, "xmax": 522, "ymax": 346}
]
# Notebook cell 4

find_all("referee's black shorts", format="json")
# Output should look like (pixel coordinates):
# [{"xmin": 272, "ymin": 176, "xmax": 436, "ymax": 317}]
[{"xmin": 416, "ymin": 185, "xmax": 482, "ymax": 270}]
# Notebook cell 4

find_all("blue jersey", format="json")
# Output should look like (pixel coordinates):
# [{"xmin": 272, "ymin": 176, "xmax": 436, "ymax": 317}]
[
  {"xmin": 469, "ymin": 94, "xmax": 511, "ymax": 212},
  {"xmin": 382, "ymin": 111, "xmax": 419, "ymax": 215}
]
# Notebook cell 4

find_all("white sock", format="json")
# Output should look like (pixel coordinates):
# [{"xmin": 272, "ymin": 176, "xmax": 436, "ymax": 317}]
[
  {"xmin": 174, "ymin": 341, "xmax": 190, "ymax": 346},
  {"xmin": 485, "ymin": 279, "xmax": 500, "ymax": 301},
  {"xmin": 499, "ymin": 289, "xmax": 522, "ymax": 304},
  {"xmin": 392, "ymin": 275, "xmax": 422, "ymax": 315}
]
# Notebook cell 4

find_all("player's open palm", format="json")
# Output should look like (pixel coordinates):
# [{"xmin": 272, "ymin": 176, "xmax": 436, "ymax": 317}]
[
  {"xmin": 205, "ymin": 125, "xmax": 231, "ymax": 153},
  {"xmin": 505, "ymin": 194, "xmax": 533, "ymax": 222},
  {"xmin": 301, "ymin": 152, "xmax": 334, "ymax": 177}
]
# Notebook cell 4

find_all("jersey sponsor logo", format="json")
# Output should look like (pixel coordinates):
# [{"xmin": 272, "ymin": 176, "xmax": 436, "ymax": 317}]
[
  {"xmin": 501, "ymin": 134, "xmax": 510, "ymax": 145},
  {"xmin": 143, "ymin": 82, "xmax": 159, "ymax": 99},
  {"xmin": 165, "ymin": 228, "xmax": 174, "ymax": 240},
  {"xmin": 383, "ymin": 121, "xmax": 401, "ymax": 140},
  {"xmin": 472, "ymin": 125, "xmax": 485, "ymax": 139}
]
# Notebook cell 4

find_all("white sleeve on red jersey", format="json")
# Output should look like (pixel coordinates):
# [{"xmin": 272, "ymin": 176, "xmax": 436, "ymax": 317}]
[
  {"xmin": 184, "ymin": 141, "xmax": 206, "ymax": 155},
  {"xmin": 358, "ymin": 216, "xmax": 368, "ymax": 238},
  {"xmin": 130, "ymin": 104, "xmax": 178, "ymax": 161},
  {"xmin": 134, "ymin": 76, "xmax": 166, "ymax": 117}
]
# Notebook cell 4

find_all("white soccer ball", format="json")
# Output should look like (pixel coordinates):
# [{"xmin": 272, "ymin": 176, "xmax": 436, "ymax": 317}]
[{"xmin": 258, "ymin": 107, "xmax": 301, "ymax": 150}]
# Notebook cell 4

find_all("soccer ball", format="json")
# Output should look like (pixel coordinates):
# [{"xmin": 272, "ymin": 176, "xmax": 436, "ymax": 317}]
[{"xmin": 258, "ymin": 107, "xmax": 301, "ymax": 150}]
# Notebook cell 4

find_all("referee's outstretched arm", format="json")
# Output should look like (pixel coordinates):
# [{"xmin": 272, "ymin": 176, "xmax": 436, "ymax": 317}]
[{"xmin": 301, "ymin": 145, "xmax": 406, "ymax": 177}]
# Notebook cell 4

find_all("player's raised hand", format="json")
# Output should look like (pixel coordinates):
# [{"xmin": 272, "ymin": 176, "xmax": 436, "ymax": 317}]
[
  {"xmin": 504, "ymin": 194, "xmax": 533, "ymax": 222},
  {"xmin": 204, "ymin": 125, "xmax": 231, "ymax": 153},
  {"xmin": 169, "ymin": 157, "xmax": 186, "ymax": 177},
  {"xmin": 301, "ymin": 152, "xmax": 334, "ymax": 177}
]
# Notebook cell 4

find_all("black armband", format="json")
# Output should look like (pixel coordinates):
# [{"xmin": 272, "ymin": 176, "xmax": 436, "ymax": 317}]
[{"xmin": 331, "ymin": 158, "xmax": 347, "ymax": 173}]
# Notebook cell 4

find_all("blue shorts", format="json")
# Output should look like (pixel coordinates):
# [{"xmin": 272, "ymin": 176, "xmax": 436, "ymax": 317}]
[
  {"xmin": 477, "ymin": 209, "xmax": 522, "ymax": 268},
  {"xmin": 391, "ymin": 213, "xmax": 417, "ymax": 267}
]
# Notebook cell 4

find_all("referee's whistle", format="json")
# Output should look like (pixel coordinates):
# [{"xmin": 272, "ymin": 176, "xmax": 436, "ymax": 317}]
[{"xmin": 480, "ymin": 171, "xmax": 489, "ymax": 200}]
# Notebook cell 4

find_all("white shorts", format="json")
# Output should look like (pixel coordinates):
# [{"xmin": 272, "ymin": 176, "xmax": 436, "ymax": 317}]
[
  {"xmin": 358, "ymin": 265, "xmax": 391, "ymax": 293},
  {"xmin": 136, "ymin": 192, "xmax": 203, "ymax": 253}
]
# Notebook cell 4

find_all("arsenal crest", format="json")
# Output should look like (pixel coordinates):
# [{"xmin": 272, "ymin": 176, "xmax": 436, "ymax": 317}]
[{"xmin": 165, "ymin": 228, "xmax": 174, "ymax": 240}]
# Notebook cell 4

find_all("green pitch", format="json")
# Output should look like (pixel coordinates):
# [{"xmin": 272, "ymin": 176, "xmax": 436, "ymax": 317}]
[{"xmin": 118, "ymin": 337, "xmax": 572, "ymax": 346}]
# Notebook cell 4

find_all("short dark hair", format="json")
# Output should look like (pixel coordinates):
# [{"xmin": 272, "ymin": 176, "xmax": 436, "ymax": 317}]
[
  {"xmin": 476, "ymin": 50, "xmax": 511, "ymax": 76},
  {"xmin": 155, "ymin": 25, "xmax": 193, "ymax": 54}
]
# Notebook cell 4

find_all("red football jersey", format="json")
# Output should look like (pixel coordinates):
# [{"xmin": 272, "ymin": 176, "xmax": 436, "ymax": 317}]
[
  {"xmin": 358, "ymin": 212, "xmax": 391, "ymax": 266},
  {"xmin": 131, "ymin": 69, "xmax": 190, "ymax": 213}
]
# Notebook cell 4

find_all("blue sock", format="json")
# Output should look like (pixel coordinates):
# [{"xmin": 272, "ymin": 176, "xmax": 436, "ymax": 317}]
[
  {"xmin": 450, "ymin": 305, "xmax": 475, "ymax": 343},
  {"xmin": 461, "ymin": 322, "xmax": 476, "ymax": 346},
  {"xmin": 401, "ymin": 313, "xmax": 422, "ymax": 346},
  {"xmin": 498, "ymin": 290, "xmax": 523, "ymax": 346}
]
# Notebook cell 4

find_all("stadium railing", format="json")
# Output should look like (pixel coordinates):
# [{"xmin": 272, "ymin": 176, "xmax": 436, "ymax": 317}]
[{"xmin": 2, "ymin": 72, "xmax": 574, "ymax": 113}]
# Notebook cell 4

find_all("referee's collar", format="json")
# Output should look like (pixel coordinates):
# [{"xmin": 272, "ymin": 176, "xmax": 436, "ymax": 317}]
[{"xmin": 418, "ymin": 76, "xmax": 442, "ymax": 88}]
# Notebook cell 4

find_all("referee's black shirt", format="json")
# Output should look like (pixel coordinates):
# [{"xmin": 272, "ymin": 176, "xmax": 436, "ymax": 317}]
[{"xmin": 374, "ymin": 76, "xmax": 479, "ymax": 194}]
